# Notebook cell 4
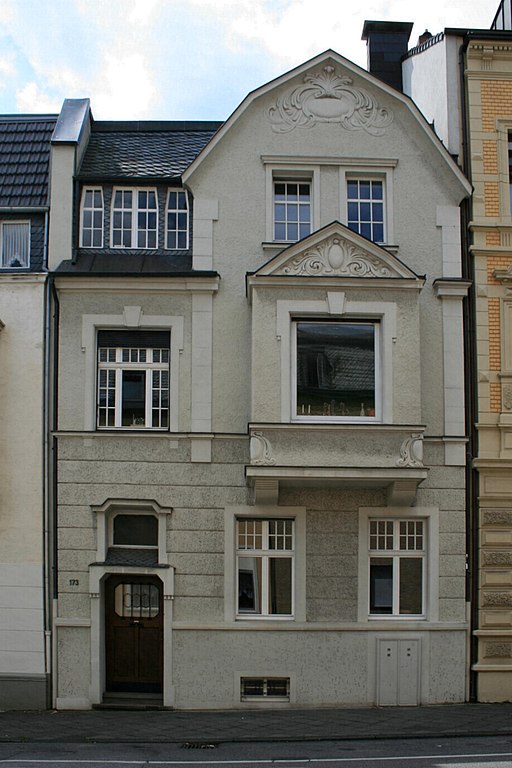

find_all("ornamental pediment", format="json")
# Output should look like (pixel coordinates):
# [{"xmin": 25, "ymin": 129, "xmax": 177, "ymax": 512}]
[{"xmin": 254, "ymin": 223, "xmax": 420, "ymax": 280}]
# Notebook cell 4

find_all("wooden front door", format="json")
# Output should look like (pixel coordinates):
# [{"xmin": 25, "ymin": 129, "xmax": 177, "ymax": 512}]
[{"xmin": 105, "ymin": 575, "xmax": 163, "ymax": 693}]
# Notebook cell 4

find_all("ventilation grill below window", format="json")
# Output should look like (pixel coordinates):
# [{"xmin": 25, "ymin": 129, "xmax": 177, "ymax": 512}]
[{"xmin": 240, "ymin": 677, "xmax": 290, "ymax": 701}]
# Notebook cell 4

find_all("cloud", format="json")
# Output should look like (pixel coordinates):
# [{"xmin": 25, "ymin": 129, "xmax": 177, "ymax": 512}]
[
  {"xmin": 93, "ymin": 52, "xmax": 157, "ymax": 118},
  {"xmin": 16, "ymin": 82, "xmax": 62, "ymax": 113}
]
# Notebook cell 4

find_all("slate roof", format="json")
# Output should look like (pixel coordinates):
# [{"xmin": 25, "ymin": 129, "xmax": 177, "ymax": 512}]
[
  {"xmin": 0, "ymin": 115, "xmax": 57, "ymax": 208},
  {"xmin": 78, "ymin": 121, "xmax": 223, "ymax": 180}
]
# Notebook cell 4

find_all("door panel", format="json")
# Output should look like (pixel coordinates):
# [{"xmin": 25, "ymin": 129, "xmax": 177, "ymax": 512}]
[{"xmin": 105, "ymin": 575, "xmax": 163, "ymax": 693}]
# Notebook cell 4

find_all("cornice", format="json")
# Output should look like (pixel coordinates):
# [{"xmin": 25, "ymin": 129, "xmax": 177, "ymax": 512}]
[{"xmin": 53, "ymin": 275, "xmax": 220, "ymax": 293}]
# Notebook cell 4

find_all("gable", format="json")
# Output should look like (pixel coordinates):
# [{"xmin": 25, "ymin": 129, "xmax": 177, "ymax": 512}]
[{"xmin": 251, "ymin": 222, "xmax": 422, "ymax": 281}]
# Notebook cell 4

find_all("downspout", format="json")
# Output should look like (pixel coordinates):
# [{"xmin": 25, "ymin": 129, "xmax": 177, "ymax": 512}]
[
  {"xmin": 460, "ymin": 34, "xmax": 479, "ymax": 703},
  {"xmin": 42, "ymin": 210, "xmax": 52, "ymax": 708},
  {"xmin": 50, "ymin": 277, "xmax": 60, "ymax": 709}
]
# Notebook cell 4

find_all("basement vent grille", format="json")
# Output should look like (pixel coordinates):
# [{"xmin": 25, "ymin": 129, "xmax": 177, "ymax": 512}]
[{"xmin": 240, "ymin": 677, "xmax": 290, "ymax": 701}]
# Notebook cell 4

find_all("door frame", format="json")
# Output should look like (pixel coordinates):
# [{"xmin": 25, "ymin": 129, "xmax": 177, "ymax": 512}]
[{"xmin": 89, "ymin": 564, "xmax": 175, "ymax": 707}]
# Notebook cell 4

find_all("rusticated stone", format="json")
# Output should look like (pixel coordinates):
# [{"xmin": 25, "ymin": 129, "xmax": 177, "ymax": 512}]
[
  {"xmin": 483, "ymin": 551, "xmax": 512, "ymax": 566},
  {"xmin": 484, "ymin": 642, "xmax": 512, "ymax": 658},
  {"xmin": 482, "ymin": 591, "xmax": 512, "ymax": 607},
  {"xmin": 483, "ymin": 509, "xmax": 512, "ymax": 526}
]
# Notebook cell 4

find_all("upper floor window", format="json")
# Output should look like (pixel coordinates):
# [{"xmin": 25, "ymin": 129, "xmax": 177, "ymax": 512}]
[
  {"xmin": 347, "ymin": 179, "xmax": 384, "ymax": 243},
  {"xmin": 274, "ymin": 181, "xmax": 311, "ymax": 241},
  {"xmin": 1, "ymin": 221, "xmax": 30, "ymax": 268},
  {"xmin": 80, "ymin": 188, "xmax": 104, "ymax": 248},
  {"xmin": 294, "ymin": 321, "xmax": 378, "ymax": 421},
  {"xmin": 508, "ymin": 132, "xmax": 512, "ymax": 212},
  {"xmin": 97, "ymin": 329, "xmax": 170, "ymax": 429},
  {"xmin": 369, "ymin": 519, "xmax": 425, "ymax": 617},
  {"xmin": 166, "ymin": 190, "xmax": 189, "ymax": 250},
  {"xmin": 111, "ymin": 188, "xmax": 157, "ymax": 248}
]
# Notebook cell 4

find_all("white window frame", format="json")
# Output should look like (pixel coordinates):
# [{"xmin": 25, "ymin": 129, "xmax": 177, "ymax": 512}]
[
  {"xmin": 273, "ymin": 179, "xmax": 312, "ymax": 242},
  {"xmin": 81, "ymin": 308, "xmax": 184, "ymax": 432},
  {"xmin": 0, "ymin": 220, "xmax": 30, "ymax": 268},
  {"xmin": 109, "ymin": 510, "xmax": 159, "ymax": 551},
  {"xmin": 110, "ymin": 187, "xmax": 158, "ymax": 249},
  {"xmin": 292, "ymin": 319, "xmax": 380, "ymax": 423},
  {"xmin": 368, "ymin": 518, "xmax": 426, "ymax": 618},
  {"xmin": 224, "ymin": 505, "xmax": 306, "ymax": 623},
  {"xmin": 264, "ymin": 162, "xmax": 320, "ymax": 243},
  {"xmin": 357, "ymin": 507, "xmax": 439, "ymax": 623},
  {"xmin": 79, "ymin": 187, "xmax": 104, "ymax": 248},
  {"xmin": 236, "ymin": 518, "xmax": 295, "ymax": 619},
  {"xmin": 96, "ymin": 340, "xmax": 170, "ymax": 430},
  {"xmin": 339, "ymin": 164, "xmax": 395, "ymax": 245},
  {"xmin": 165, "ymin": 189, "xmax": 189, "ymax": 250},
  {"xmin": 277, "ymin": 294, "xmax": 396, "ymax": 424},
  {"xmin": 346, "ymin": 177, "xmax": 386, "ymax": 244}
]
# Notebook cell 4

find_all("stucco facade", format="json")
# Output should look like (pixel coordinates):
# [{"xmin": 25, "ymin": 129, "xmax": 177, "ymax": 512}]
[{"xmin": 49, "ymin": 52, "xmax": 471, "ymax": 710}]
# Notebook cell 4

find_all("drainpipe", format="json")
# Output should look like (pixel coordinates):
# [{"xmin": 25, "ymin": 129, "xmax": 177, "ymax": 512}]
[
  {"xmin": 460, "ymin": 34, "xmax": 479, "ymax": 703},
  {"xmin": 50, "ymin": 277, "xmax": 60, "ymax": 709},
  {"xmin": 42, "ymin": 210, "xmax": 52, "ymax": 708}
]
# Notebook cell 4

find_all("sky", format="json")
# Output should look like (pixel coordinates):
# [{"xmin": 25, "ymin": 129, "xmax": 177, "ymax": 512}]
[{"xmin": 0, "ymin": 0, "xmax": 499, "ymax": 121}]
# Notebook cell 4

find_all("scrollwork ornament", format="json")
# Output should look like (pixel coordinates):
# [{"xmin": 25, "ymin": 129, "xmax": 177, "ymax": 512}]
[
  {"xmin": 282, "ymin": 236, "xmax": 393, "ymax": 278},
  {"xmin": 268, "ymin": 66, "xmax": 393, "ymax": 135},
  {"xmin": 396, "ymin": 433, "xmax": 424, "ymax": 468},
  {"xmin": 250, "ymin": 431, "xmax": 276, "ymax": 466},
  {"xmin": 503, "ymin": 384, "xmax": 512, "ymax": 411}
]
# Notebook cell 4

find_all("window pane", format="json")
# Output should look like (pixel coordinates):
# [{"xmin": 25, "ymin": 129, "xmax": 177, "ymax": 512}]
[
  {"xmin": 2, "ymin": 223, "xmax": 29, "ymax": 267},
  {"xmin": 121, "ymin": 370, "xmax": 146, "ymax": 426},
  {"xmin": 238, "ymin": 556, "xmax": 262, "ymax": 613},
  {"xmin": 296, "ymin": 322, "xmax": 375, "ymax": 418},
  {"xmin": 113, "ymin": 514, "xmax": 158, "ymax": 547},
  {"xmin": 269, "ymin": 557, "xmax": 292, "ymax": 614},
  {"xmin": 370, "ymin": 557, "xmax": 393, "ymax": 614},
  {"xmin": 399, "ymin": 558, "xmax": 423, "ymax": 614}
]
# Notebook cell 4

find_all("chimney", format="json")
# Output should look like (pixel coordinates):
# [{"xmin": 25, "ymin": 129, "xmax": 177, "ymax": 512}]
[
  {"xmin": 418, "ymin": 29, "xmax": 433, "ymax": 46},
  {"xmin": 361, "ymin": 20, "xmax": 414, "ymax": 92}
]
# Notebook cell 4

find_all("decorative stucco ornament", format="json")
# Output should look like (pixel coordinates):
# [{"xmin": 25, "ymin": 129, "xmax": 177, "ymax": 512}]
[
  {"xmin": 396, "ymin": 433, "xmax": 424, "ymax": 468},
  {"xmin": 282, "ymin": 236, "xmax": 393, "ymax": 278},
  {"xmin": 503, "ymin": 385, "xmax": 512, "ymax": 411},
  {"xmin": 250, "ymin": 431, "xmax": 276, "ymax": 465},
  {"xmin": 268, "ymin": 66, "xmax": 393, "ymax": 135}
]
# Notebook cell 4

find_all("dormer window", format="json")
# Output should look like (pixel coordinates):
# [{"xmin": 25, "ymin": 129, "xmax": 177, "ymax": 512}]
[
  {"xmin": 166, "ymin": 190, "xmax": 189, "ymax": 249},
  {"xmin": 111, "ymin": 188, "xmax": 158, "ymax": 248},
  {"xmin": 1, "ymin": 221, "xmax": 30, "ymax": 268},
  {"xmin": 80, "ymin": 188, "xmax": 104, "ymax": 248}
]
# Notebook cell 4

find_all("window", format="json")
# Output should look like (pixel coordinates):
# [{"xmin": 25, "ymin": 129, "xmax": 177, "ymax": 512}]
[
  {"xmin": 274, "ymin": 181, "xmax": 311, "ymax": 241},
  {"xmin": 111, "ymin": 513, "xmax": 158, "ymax": 549},
  {"xmin": 294, "ymin": 321, "xmax": 378, "ymax": 420},
  {"xmin": 111, "ymin": 188, "xmax": 157, "ymax": 248},
  {"xmin": 1, "ymin": 222, "xmax": 30, "ymax": 268},
  {"xmin": 80, "ymin": 188, "xmax": 104, "ymax": 247},
  {"xmin": 240, "ymin": 677, "xmax": 290, "ymax": 701},
  {"xmin": 509, "ymin": 132, "xmax": 512, "ymax": 213},
  {"xmin": 166, "ymin": 189, "xmax": 189, "ymax": 249},
  {"xmin": 237, "ymin": 518, "xmax": 294, "ymax": 617},
  {"xmin": 97, "ymin": 330, "xmax": 170, "ymax": 429},
  {"xmin": 347, "ymin": 179, "xmax": 384, "ymax": 243},
  {"xmin": 369, "ymin": 519, "xmax": 425, "ymax": 617}
]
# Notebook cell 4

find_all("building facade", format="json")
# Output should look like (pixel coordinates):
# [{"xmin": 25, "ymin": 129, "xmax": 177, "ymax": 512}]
[
  {"xmin": 43, "ymin": 50, "xmax": 472, "ymax": 710},
  {"xmin": 0, "ymin": 115, "xmax": 56, "ymax": 709},
  {"xmin": 402, "ymin": 4, "xmax": 512, "ymax": 702}
]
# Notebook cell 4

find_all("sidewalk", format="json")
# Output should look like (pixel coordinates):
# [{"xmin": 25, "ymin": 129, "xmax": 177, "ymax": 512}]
[{"xmin": 1, "ymin": 703, "xmax": 512, "ymax": 743}]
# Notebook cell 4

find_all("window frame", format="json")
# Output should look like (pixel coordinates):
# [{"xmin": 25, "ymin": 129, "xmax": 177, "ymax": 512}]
[
  {"xmin": 0, "ymin": 220, "xmax": 30, "ymax": 269},
  {"xmin": 273, "ymin": 179, "xmax": 312, "ymax": 242},
  {"xmin": 368, "ymin": 518, "xmax": 426, "ymax": 618},
  {"xmin": 339, "ymin": 165, "xmax": 395, "ymax": 245},
  {"xmin": 292, "ymin": 318, "xmax": 380, "ymax": 423},
  {"xmin": 109, "ymin": 511, "xmax": 159, "ymax": 551},
  {"xmin": 358, "ymin": 507, "xmax": 439, "ymax": 623},
  {"xmin": 96, "ymin": 333, "xmax": 170, "ymax": 431},
  {"xmin": 264, "ymin": 163, "xmax": 320, "ymax": 243},
  {"xmin": 224, "ymin": 505, "xmax": 306, "ymax": 624},
  {"xmin": 110, "ymin": 187, "xmax": 158, "ymax": 249},
  {"xmin": 79, "ymin": 187, "xmax": 104, "ymax": 248},
  {"xmin": 346, "ymin": 177, "xmax": 386, "ymax": 244},
  {"xmin": 165, "ymin": 188, "xmax": 189, "ymax": 250},
  {"xmin": 236, "ymin": 517, "xmax": 295, "ymax": 619}
]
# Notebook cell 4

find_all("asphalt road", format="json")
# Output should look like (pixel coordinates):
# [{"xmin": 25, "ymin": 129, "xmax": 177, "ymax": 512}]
[{"xmin": 2, "ymin": 735, "xmax": 512, "ymax": 767}]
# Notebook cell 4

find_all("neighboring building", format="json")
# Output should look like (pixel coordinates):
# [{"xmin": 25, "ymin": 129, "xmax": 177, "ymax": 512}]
[
  {"xmin": 0, "ymin": 114, "xmax": 56, "ymax": 708},
  {"xmin": 402, "ymin": 0, "xmax": 512, "ymax": 702},
  {"xmin": 47, "ymin": 48, "xmax": 471, "ymax": 710}
]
